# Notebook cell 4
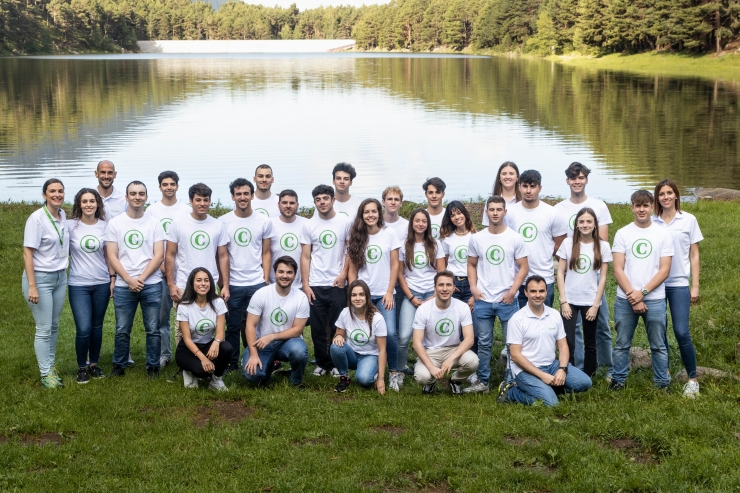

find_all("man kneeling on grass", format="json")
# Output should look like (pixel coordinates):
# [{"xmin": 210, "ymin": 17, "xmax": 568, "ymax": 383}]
[
  {"xmin": 412, "ymin": 270, "xmax": 479, "ymax": 395},
  {"xmin": 497, "ymin": 276, "xmax": 592, "ymax": 406},
  {"xmin": 243, "ymin": 256, "xmax": 310, "ymax": 388}
]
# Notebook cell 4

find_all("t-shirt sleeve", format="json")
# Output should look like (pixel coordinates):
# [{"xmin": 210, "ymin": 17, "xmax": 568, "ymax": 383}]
[
  {"xmin": 217, "ymin": 223, "xmax": 230, "ymax": 247},
  {"xmin": 506, "ymin": 315, "xmax": 523, "ymax": 345},
  {"xmin": 611, "ymin": 230, "xmax": 626, "ymax": 254},
  {"xmin": 689, "ymin": 216, "xmax": 704, "ymax": 244},
  {"xmin": 335, "ymin": 309, "xmax": 348, "ymax": 330},
  {"xmin": 373, "ymin": 313, "xmax": 388, "ymax": 337},
  {"xmin": 103, "ymin": 220, "xmax": 118, "ymax": 244},
  {"xmin": 555, "ymin": 314, "xmax": 566, "ymax": 340},
  {"xmin": 660, "ymin": 230, "xmax": 675, "ymax": 257},
  {"xmin": 600, "ymin": 241, "xmax": 613, "ymax": 263},
  {"xmin": 176, "ymin": 303, "xmax": 189, "ymax": 322},
  {"xmin": 23, "ymin": 215, "xmax": 42, "ymax": 249},
  {"xmin": 467, "ymin": 237, "xmax": 480, "ymax": 258},
  {"xmin": 412, "ymin": 305, "xmax": 427, "ymax": 330},
  {"xmin": 167, "ymin": 221, "xmax": 180, "ymax": 244},
  {"xmin": 299, "ymin": 222, "xmax": 312, "ymax": 246},
  {"xmin": 555, "ymin": 239, "xmax": 569, "ymax": 260},
  {"xmin": 388, "ymin": 229, "xmax": 401, "ymax": 251},
  {"xmin": 215, "ymin": 298, "xmax": 228, "ymax": 316},
  {"xmin": 246, "ymin": 289, "xmax": 265, "ymax": 316},
  {"xmin": 434, "ymin": 240, "xmax": 445, "ymax": 259},
  {"xmin": 441, "ymin": 238, "xmax": 451, "ymax": 256},
  {"xmin": 551, "ymin": 211, "xmax": 569, "ymax": 237},
  {"xmin": 263, "ymin": 219, "xmax": 274, "ymax": 240},
  {"xmin": 514, "ymin": 236, "xmax": 527, "ymax": 259},
  {"xmin": 459, "ymin": 304, "xmax": 473, "ymax": 327},
  {"xmin": 398, "ymin": 246, "xmax": 406, "ymax": 262},
  {"xmin": 296, "ymin": 293, "xmax": 310, "ymax": 319},
  {"xmin": 153, "ymin": 221, "xmax": 166, "ymax": 243}
]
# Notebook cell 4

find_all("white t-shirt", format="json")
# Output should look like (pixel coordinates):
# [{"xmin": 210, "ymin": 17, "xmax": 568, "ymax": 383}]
[
  {"xmin": 219, "ymin": 210, "xmax": 273, "ymax": 287},
  {"xmin": 66, "ymin": 219, "xmax": 109, "ymax": 286},
  {"xmin": 413, "ymin": 297, "xmax": 473, "ymax": 349},
  {"xmin": 104, "ymin": 213, "xmax": 165, "ymax": 287},
  {"xmin": 101, "ymin": 186, "xmax": 127, "ymax": 219},
  {"xmin": 505, "ymin": 202, "xmax": 568, "ymax": 284},
  {"xmin": 554, "ymin": 197, "xmax": 613, "ymax": 237},
  {"xmin": 335, "ymin": 308, "xmax": 388, "ymax": 355},
  {"xmin": 428, "ymin": 209, "xmax": 445, "ymax": 240},
  {"xmin": 168, "ymin": 214, "xmax": 230, "ymax": 290},
  {"xmin": 176, "ymin": 298, "xmax": 228, "ymax": 344},
  {"xmin": 384, "ymin": 217, "xmax": 409, "ymax": 243},
  {"xmin": 247, "ymin": 284, "xmax": 310, "ymax": 339},
  {"xmin": 441, "ymin": 232, "xmax": 472, "ymax": 277},
  {"xmin": 24, "ymin": 207, "xmax": 70, "ymax": 272},
  {"xmin": 300, "ymin": 214, "xmax": 351, "ymax": 287},
  {"xmin": 357, "ymin": 228, "xmax": 402, "ymax": 296},
  {"xmin": 506, "ymin": 304, "xmax": 566, "ymax": 377},
  {"xmin": 652, "ymin": 212, "xmax": 703, "ymax": 287},
  {"xmin": 612, "ymin": 222, "xmax": 674, "ymax": 301},
  {"xmin": 481, "ymin": 196, "xmax": 518, "ymax": 226},
  {"xmin": 269, "ymin": 216, "xmax": 308, "ymax": 288},
  {"xmin": 251, "ymin": 195, "xmax": 281, "ymax": 218},
  {"xmin": 312, "ymin": 196, "xmax": 363, "ymax": 222},
  {"xmin": 467, "ymin": 227, "xmax": 527, "ymax": 302},
  {"xmin": 399, "ymin": 240, "xmax": 445, "ymax": 293},
  {"xmin": 145, "ymin": 200, "xmax": 191, "ymax": 248},
  {"xmin": 556, "ymin": 238, "xmax": 613, "ymax": 306}
]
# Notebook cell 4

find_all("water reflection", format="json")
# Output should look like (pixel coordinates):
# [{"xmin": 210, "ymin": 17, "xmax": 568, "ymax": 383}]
[{"xmin": 1, "ymin": 54, "xmax": 737, "ymax": 204}]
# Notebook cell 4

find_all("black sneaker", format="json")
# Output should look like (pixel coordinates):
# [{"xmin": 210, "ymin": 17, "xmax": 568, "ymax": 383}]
[
  {"xmin": 88, "ymin": 365, "xmax": 104, "ymax": 379},
  {"xmin": 497, "ymin": 381, "xmax": 515, "ymax": 403},
  {"xmin": 449, "ymin": 380, "xmax": 463, "ymax": 395},
  {"xmin": 422, "ymin": 383, "xmax": 436, "ymax": 395},
  {"xmin": 402, "ymin": 366, "xmax": 414, "ymax": 376},
  {"xmin": 167, "ymin": 368, "xmax": 182, "ymax": 382},
  {"xmin": 223, "ymin": 364, "xmax": 239, "ymax": 376},
  {"xmin": 76, "ymin": 367, "xmax": 90, "ymax": 384},
  {"xmin": 334, "ymin": 376, "xmax": 351, "ymax": 393},
  {"xmin": 609, "ymin": 380, "xmax": 625, "ymax": 391},
  {"xmin": 110, "ymin": 365, "xmax": 125, "ymax": 377},
  {"xmin": 147, "ymin": 368, "xmax": 160, "ymax": 380}
]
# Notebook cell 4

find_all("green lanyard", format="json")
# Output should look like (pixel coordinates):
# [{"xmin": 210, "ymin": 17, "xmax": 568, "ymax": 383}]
[{"xmin": 42, "ymin": 205, "xmax": 64, "ymax": 248}]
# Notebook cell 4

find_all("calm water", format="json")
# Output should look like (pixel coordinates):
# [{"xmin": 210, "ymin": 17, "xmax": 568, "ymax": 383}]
[{"xmin": 1, "ymin": 53, "xmax": 739, "ymax": 205}]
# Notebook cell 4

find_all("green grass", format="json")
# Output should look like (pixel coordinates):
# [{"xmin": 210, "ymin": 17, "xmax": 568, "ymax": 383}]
[
  {"xmin": 1, "ymin": 200, "xmax": 740, "ymax": 492},
  {"xmin": 550, "ymin": 52, "xmax": 740, "ymax": 83}
]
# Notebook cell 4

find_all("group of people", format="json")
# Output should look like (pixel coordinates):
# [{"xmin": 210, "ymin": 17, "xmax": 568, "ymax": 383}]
[{"xmin": 22, "ymin": 159, "xmax": 703, "ymax": 406}]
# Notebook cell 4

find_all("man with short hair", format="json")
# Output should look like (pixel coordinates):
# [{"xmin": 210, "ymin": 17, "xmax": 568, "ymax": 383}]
[
  {"xmin": 610, "ymin": 190, "xmax": 674, "ymax": 391},
  {"xmin": 498, "ymin": 276, "xmax": 592, "ymax": 406},
  {"xmin": 301, "ymin": 184, "xmax": 351, "ymax": 376},
  {"xmin": 412, "ymin": 270, "xmax": 479, "ymax": 395},
  {"xmin": 382, "ymin": 186, "xmax": 409, "ymax": 330},
  {"xmin": 422, "ymin": 177, "xmax": 446, "ymax": 240},
  {"xmin": 146, "ymin": 171, "xmax": 191, "ymax": 368},
  {"xmin": 243, "ymin": 256, "xmax": 310, "ymax": 387},
  {"xmin": 105, "ymin": 181, "xmax": 165, "ymax": 379},
  {"xmin": 505, "ymin": 170, "xmax": 567, "ymax": 308},
  {"xmin": 219, "ymin": 178, "xmax": 273, "ymax": 371},
  {"xmin": 251, "ymin": 164, "xmax": 281, "ymax": 218},
  {"xmin": 465, "ymin": 196, "xmax": 529, "ymax": 393},
  {"xmin": 269, "ymin": 190, "xmax": 307, "ymax": 289},
  {"xmin": 165, "ymin": 183, "xmax": 230, "ymax": 351},
  {"xmin": 95, "ymin": 160, "xmax": 127, "ymax": 219},
  {"xmin": 554, "ymin": 162, "xmax": 614, "ymax": 378},
  {"xmin": 312, "ymin": 162, "xmax": 361, "ymax": 221}
]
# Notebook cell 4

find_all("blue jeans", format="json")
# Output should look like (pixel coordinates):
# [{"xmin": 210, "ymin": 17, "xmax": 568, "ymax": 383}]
[
  {"xmin": 453, "ymin": 277, "xmax": 478, "ymax": 352},
  {"xmin": 22, "ymin": 269, "xmax": 67, "ymax": 377},
  {"xmin": 112, "ymin": 283, "xmax": 162, "ymax": 369},
  {"xmin": 573, "ymin": 293, "xmax": 613, "ymax": 375},
  {"xmin": 474, "ymin": 299, "xmax": 519, "ymax": 385},
  {"xmin": 665, "ymin": 286, "xmax": 698, "ymax": 379},
  {"xmin": 242, "ymin": 337, "xmax": 308, "ymax": 386},
  {"xmin": 371, "ymin": 295, "xmax": 397, "ymax": 371},
  {"xmin": 68, "ymin": 283, "xmax": 110, "ymax": 368},
  {"xmin": 330, "ymin": 343, "xmax": 379, "ymax": 387},
  {"xmin": 612, "ymin": 297, "xmax": 670, "ymax": 387},
  {"xmin": 398, "ymin": 288, "xmax": 435, "ymax": 370},
  {"xmin": 226, "ymin": 282, "xmax": 267, "ymax": 368},
  {"xmin": 159, "ymin": 279, "xmax": 173, "ymax": 361},
  {"xmin": 517, "ymin": 282, "xmax": 554, "ymax": 309},
  {"xmin": 508, "ymin": 361, "xmax": 592, "ymax": 407},
  {"xmin": 394, "ymin": 283, "xmax": 405, "ymax": 331}
]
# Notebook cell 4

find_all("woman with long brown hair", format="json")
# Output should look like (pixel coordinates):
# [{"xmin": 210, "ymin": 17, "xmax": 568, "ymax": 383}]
[{"xmin": 483, "ymin": 162, "xmax": 521, "ymax": 227}]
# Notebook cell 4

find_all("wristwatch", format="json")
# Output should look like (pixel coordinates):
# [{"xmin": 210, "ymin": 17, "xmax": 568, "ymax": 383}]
[
  {"xmin": 559, "ymin": 366, "xmax": 568, "ymax": 373},
  {"xmin": 641, "ymin": 288, "xmax": 649, "ymax": 296}
]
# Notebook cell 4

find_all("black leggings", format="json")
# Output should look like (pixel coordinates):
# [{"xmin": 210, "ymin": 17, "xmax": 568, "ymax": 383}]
[
  {"xmin": 176, "ymin": 340, "xmax": 234, "ymax": 378},
  {"xmin": 561, "ymin": 305, "xmax": 598, "ymax": 377}
]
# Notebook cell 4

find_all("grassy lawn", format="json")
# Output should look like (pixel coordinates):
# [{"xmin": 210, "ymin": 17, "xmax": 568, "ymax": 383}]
[
  {"xmin": 1, "ymin": 199, "xmax": 739, "ymax": 492},
  {"xmin": 550, "ymin": 52, "xmax": 740, "ymax": 83}
]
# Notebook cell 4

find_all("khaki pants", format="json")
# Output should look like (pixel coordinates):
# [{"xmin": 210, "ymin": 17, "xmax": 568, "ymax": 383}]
[{"xmin": 414, "ymin": 346, "xmax": 479, "ymax": 385}]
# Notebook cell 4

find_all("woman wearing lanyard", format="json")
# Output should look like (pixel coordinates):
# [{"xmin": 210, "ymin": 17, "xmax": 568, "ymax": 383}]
[
  {"xmin": 23, "ymin": 179, "xmax": 70, "ymax": 388},
  {"xmin": 66, "ymin": 188, "xmax": 113, "ymax": 384}
]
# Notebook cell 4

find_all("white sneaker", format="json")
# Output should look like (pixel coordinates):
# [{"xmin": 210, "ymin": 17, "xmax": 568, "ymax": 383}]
[
  {"xmin": 682, "ymin": 380, "xmax": 700, "ymax": 398},
  {"xmin": 463, "ymin": 382, "xmax": 490, "ymax": 394},
  {"xmin": 159, "ymin": 357, "xmax": 170, "ymax": 368},
  {"xmin": 128, "ymin": 353, "xmax": 135, "ymax": 366},
  {"xmin": 312, "ymin": 367, "xmax": 328, "ymax": 377},
  {"xmin": 183, "ymin": 370, "xmax": 198, "ymax": 389},
  {"xmin": 330, "ymin": 368, "xmax": 341, "ymax": 378},
  {"xmin": 468, "ymin": 373, "xmax": 479, "ymax": 385},
  {"xmin": 209, "ymin": 375, "xmax": 229, "ymax": 391},
  {"xmin": 389, "ymin": 372, "xmax": 400, "ymax": 392},
  {"xmin": 395, "ymin": 372, "xmax": 404, "ymax": 389}
]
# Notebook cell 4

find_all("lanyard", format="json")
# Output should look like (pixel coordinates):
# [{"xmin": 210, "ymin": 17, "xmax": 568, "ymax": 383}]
[{"xmin": 42, "ymin": 205, "xmax": 64, "ymax": 248}]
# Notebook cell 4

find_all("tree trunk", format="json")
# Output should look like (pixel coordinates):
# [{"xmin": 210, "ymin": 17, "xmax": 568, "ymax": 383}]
[{"xmin": 716, "ymin": 10, "xmax": 721, "ymax": 54}]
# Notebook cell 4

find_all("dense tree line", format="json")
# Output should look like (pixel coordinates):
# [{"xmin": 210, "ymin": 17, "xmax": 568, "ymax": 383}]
[{"xmin": 1, "ymin": 0, "xmax": 739, "ymax": 55}]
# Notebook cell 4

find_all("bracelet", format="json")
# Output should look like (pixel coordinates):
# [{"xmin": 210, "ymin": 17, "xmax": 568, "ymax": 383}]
[
  {"xmin": 560, "ymin": 301, "xmax": 568, "ymax": 304},
  {"xmin": 110, "ymin": 274, "xmax": 116, "ymax": 278},
  {"xmin": 214, "ymin": 338, "xmax": 222, "ymax": 343}
]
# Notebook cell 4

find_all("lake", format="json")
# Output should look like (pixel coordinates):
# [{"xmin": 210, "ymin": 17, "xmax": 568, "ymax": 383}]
[{"xmin": 1, "ymin": 53, "xmax": 738, "ymax": 206}]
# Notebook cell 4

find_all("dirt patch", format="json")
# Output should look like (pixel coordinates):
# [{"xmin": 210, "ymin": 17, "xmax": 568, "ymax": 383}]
[
  {"xmin": 503, "ymin": 436, "xmax": 540, "ymax": 446},
  {"xmin": 511, "ymin": 458, "xmax": 556, "ymax": 475},
  {"xmin": 371, "ymin": 425, "xmax": 404, "ymax": 436},
  {"xmin": 17, "ymin": 433, "xmax": 63, "ymax": 446},
  {"xmin": 609, "ymin": 438, "xmax": 659, "ymax": 465},
  {"xmin": 294, "ymin": 436, "xmax": 331, "ymax": 447},
  {"xmin": 192, "ymin": 401, "xmax": 255, "ymax": 428},
  {"xmin": 331, "ymin": 394, "xmax": 354, "ymax": 403}
]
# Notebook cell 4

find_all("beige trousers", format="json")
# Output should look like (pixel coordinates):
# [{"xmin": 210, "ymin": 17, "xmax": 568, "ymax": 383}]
[{"xmin": 414, "ymin": 346, "xmax": 479, "ymax": 385}]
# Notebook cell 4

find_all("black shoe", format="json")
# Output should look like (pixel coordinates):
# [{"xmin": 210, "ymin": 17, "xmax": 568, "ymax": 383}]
[
  {"xmin": 88, "ymin": 365, "xmax": 104, "ymax": 379},
  {"xmin": 147, "ymin": 368, "xmax": 160, "ymax": 380},
  {"xmin": 422, "ymin": 383, "xmax": 435, "ymax": 395},
  {"xmin": 110, "ymin": 365, "xmax": 125, "ymax": 377},
  {"xmin": 497, "ymin": 381, "xmax": 515, "ymax": 403},
  {"xmin": 271, "ymin": 359, "xmax": 282, "ymax": 372},
  {"xmin": 609, "ymin": 380, "xmax": 625, "ymax": 391},
  {"xmin": 402, "ymin": 366, "xmax": 414, "ymax": 376},
  {"xmin": 224, "ymin": 364, "xmax": 239, "ymax": 376},
  {"xmin": 167, "ymin": 368, "xmax": 182, "ymax": 383},
  {"xmin": 449, "ymin": 380, "xmax": 462, "ymax": 395},
  {"xmin": 291, "ymin": 382, "xmax": 305, "ymax": 391},
  {"xmin": 334, "ymin": 376, "xmax": 351, "ymax": 393},
  {"xmin": 76, "ymin": 367, "xmax": 90, "ymax": 384}
]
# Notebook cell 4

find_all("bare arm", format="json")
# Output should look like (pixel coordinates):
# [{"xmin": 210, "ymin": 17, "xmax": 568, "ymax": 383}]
[
  {"xmin": 347, "ymin": 259, "xmax": 358, "ymax": 284},
  {"xmin": 165, "ymin": 241, "xmax": 178, "ymax": 289},
  {"xmin": 23, "ymin": 247, "xmax": 38, "ymax": 303},
  {"xmin": 300, "ymin": 244, "xmax": 314, "ymax": 302},
  {"xmin": 139, "ymin": 241, "xmax": 164, "ymax": 283},
  {"xmin": 467, "ymin": 256, "xmax": 483, "ymax": 300},
  {"xmin": 180, "ymin": 320, "xmax": 214, "ymax": 373},
  {"xmin": 598, "ymin": 224, "xmax": 609, "ymax": 242},
  {"xmin": 383, "ymin": 249, "xmax": 400, "ymax": 310},
  {"xmin": 689, "ymin": 243, "xmax": 700, "ymax": 302},
  {"xmin": 611, "ymin": 252, "xmax": 632, "ymax": 296},
  {"xmin": 434, "ymin": 257, "xmax": 445, "ymax": 272},
  {"xmin": 217, "ymin": 245, "xmax": 230, "ymax": 302},
  {"xmin": 375, "ymin": 336, "xmax": 387, "ymax": 394},
  {"xmin": 552, "ymin": 234, "xmax": 566, "ymax": 256},
  {"xmin": 261, "ymin": 238, "xmax": 271, "ymax": 284},
  {"xmin": 333, "ymin": 255, "xmax": 350, "ymax": 287}
]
